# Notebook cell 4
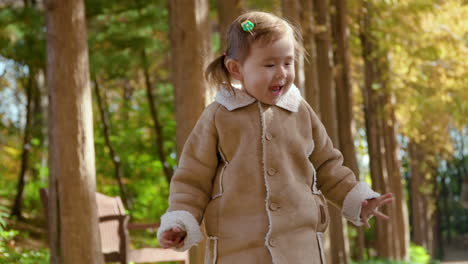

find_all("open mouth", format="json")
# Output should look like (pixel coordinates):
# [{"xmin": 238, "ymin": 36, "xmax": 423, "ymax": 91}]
[{"xmin": 270, "ymin": 85, "xmax": 284, "ymax": 96}]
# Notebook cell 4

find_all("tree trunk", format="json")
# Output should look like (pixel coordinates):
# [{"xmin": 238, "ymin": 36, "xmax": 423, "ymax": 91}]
[
  {"xmin": 330, "ymin": 0, "xmax": 366, "ymax": 260},
  {"xmin": 217, "ymin": 0, "xmax": 244, "ymax": 52},
  {"xmin": 120, "ymin": 80, "xmax": 133, "ymax": 124},
  {"xmin": 409, "ymin": 142, "xmax": 436, "ymax": 255},
  {"xmin": 45, "ymin": 0, "xmax": 103, "ymax": 263},
  {"xmin": 46, "ymin": 67, "xmax": 61, "ymax": 264},
  {"xmin": 300, "ymin": 0, "xmax": 320, "ymax": 113},
  {"xmin": 382, "ymin": 94, "xmax": 409, "ymax": 260},
  {"xmin": 359, "ymin": 1, "xmax": 401, "ymax": 258},
  {"xmin": 282, "ymin": 0, "xmax": 304, "ymax": 91},
  {"xmin": 359, "ymin": 20, "xmax": 392, "ymax": 260},
  {"xmin": 169, "ymin": 0, "xmax": 211, "ymax": 156},
  {"xmin": 10, "ymin": 70, "xmax": 34, "ymax": 220},
  {"xmin": 313, "ymin": 0, "xmax": 350, "ymax": 263},
  {"xmin": 409, "ymin": 143, "xmax": 426, "ymax": 246},
  {"xmin": 141, "ymin": 50, "xmax": 174, "ymax": 183},
  {"xmin": 169, "ymin": 0, "xmax": 211, "ymax": 263},
  {"xmin": 93, "ymin": 77, "xmax": 131, "ymax": 209}
]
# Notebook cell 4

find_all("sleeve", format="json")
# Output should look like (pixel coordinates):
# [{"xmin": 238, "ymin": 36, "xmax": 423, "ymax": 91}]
[
  {"xmin": 306, "ymin": 104, "xmax": 380, "ymax": 226},
  {"xmin": 157, "ymin": 103, "xmax": 220, "ymax": 251}
]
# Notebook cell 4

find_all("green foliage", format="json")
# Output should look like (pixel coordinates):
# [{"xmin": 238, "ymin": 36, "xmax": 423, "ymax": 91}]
[
  {"xmin": 409, "ymin": 244, "xmax": 431, "ymax": 264},
  {"xmin": 0, "ymin": 206, "xmax": 48, "ymax": 264},
  {"xmin": 0, "ymin": 0, "xmax": 467, "ymax": 261},
  {"xmin": 0, "ymin": 229, "xmax": 49, "ymax": 264},
  {"xmin": 0, "ymin": 206, "xmax": 7, "ymax": 233},
  {"xmin": 353, "ymin": 244, "xmax": 439, "ymax": 264}
]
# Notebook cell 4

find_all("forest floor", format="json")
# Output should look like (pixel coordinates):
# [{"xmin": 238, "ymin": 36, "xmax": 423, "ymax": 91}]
[
  {"xmin": 3, "ymin": 210, "xmax": 468, "ymax": 263},
  {"xmin": 441, "ymin": 234, "xmax": 468, "ymax": 264}
]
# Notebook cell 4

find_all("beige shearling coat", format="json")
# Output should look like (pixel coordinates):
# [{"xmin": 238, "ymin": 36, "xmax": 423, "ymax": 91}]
[{"xmin": 157, "ymin": 85, "xmax": 379, "ymax": 264}]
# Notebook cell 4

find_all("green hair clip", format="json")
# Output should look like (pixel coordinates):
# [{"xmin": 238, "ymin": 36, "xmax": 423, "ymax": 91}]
[{"xmin": 241, "ymin": 20, "xmax": 254, "ymax": 33}]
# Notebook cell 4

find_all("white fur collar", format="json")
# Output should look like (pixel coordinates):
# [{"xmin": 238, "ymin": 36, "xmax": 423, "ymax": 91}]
[{"xmin": 214, "ymin": 84, "xmax": 302, "ymax": 112}]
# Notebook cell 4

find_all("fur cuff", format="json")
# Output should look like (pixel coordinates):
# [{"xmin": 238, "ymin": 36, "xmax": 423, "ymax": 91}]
[
  {"xmin": 342, "ymin": 182, "xmax": 380, "ymax": 226},
  {"xmin": 157, "ymin": 210, "xmax": 202, "ymax": 251}
]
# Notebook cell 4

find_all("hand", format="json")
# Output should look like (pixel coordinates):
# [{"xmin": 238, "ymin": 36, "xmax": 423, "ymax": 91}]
[
  {"xmin": 361, "ymin": 193, "xmax": 394, "ymax": 229},
  {"xmin": 159, "ymin": 226, "xmax": 187, "ymax": 249}
]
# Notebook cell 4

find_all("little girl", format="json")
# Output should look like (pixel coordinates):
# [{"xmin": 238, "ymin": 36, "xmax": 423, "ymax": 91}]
[{"xmin": 157, "ymin": 11, "xmax": 393, "ymax": 264}]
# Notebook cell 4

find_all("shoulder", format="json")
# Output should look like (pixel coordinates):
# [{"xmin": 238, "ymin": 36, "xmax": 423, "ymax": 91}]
[
  {"xmin": 299, "ymin": 99, "xmax": 317, "ymax": 116},
  {"xmin": 204, "ymin": 101, "xmax": 223, "ymax": 114},
  {"xmin": 195, "ymin": 102, "xmax": 223, "ymax": 126},
  {"xmin": 298, "ymin": 99, "xmax": 321, "ymax": 127}
]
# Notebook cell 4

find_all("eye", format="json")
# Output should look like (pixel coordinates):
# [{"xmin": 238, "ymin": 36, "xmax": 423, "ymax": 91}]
[{"xmin": 264, "ymin": 64, "xmax": 275, "ymax": 68}]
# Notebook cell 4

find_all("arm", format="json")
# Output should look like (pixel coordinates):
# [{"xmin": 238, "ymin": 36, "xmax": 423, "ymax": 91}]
[
  {"xmin": 157, "ymin": 103, "xmax": 221, "ymax": 251},
  {"xmin": 306, "ymin": 104, "xmax": 380, "ymax": 226}
]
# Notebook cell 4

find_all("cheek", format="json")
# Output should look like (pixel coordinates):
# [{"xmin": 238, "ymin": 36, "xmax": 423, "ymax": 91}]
[
  {"xmin": 250, "ymin": 69, "xmax": 270, "ymax": 82},
  {"xmin": 289, "ymin": 68, "xmax": 296, "ymax": 80}
]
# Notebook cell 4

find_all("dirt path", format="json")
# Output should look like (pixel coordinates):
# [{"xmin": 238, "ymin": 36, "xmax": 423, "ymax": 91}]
[
  {"xmin": 442, "ymin": 246, "xmax": 468, "ymax": 264},
  {"xmin": 442, "ymin": 236, "xmax": 468, "ymax": 264}
]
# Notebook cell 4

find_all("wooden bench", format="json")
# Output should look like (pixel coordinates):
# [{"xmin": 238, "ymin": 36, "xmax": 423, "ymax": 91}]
[{"xmin": 40, "ymin": 188, "xmax": 189, "ymax": 264}]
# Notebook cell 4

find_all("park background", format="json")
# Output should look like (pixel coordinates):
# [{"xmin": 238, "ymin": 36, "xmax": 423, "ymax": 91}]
[{"xmin": 0, "ymin": 0, "xmax": 467, "ymax": 263}]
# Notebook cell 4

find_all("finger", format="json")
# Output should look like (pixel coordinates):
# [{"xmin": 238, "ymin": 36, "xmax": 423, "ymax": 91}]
[
  {"xmin": 174, "ymin": 231, "xmax": 187, "ymax": 240},
  {"xmin": 381, "ymin": 195, "xmax": 394, "ymax": 202},
  {"xmin": 174, "ymin": 240, "xmax": 185, "ymax": 248},
  {"xmin": 167, "ymin": 239, "xmax": 181, "ymax": 248},
  {"xmin": 377, "ymin": 197, "xmax": 392, "ymax": 204},
  {"xmin": 160, "ymin": 239, "xmax": 173, "ymax": 249},
  {"xmin": 360, "ymin": 211, "xmax": 370, "ymax": 228},
  {"xmin": 163, "ymin": 232, "xmax": 175, "ymax": 242},
  {"xmin": 374, "ymin": 193, "xmax": 392, "ymax": 202},
  {"xmin": 362, "ymin": 200, "xmax": 368, "ymax": 207},
  {"xmin": 172, "ymin": 227, "xmax": 187, "ymax": 239},
  {"xmin": 373, "ymin": 210, "xmax": 390, "ymax": 220},
  {"xmin": 382, "ymin": 193, "xmax": 394, "ymax": 198},
  {"xmin": 363, "ymin": 217, "xmax": 371, "ymax": 229},
  {"xmin": 378, "ymin": 193, "xmax": 394, "ymax": 202},
  {"xmin": 380, "ymin": 196, "xmax": 395, "ymax": 205},
  {"xmin": 167, "ymin": 232, "xmax": 178, "ymax": 241},
  {"xmin": 165, "ymin": 232, "xmax": 182, "ymax": 244}
]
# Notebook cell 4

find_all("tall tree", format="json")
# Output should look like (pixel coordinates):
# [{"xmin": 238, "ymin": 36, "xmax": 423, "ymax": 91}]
[
  {"xmin": 358, "ymin": 0, "xmax": 415, "ymax": 259},
  {"xmin": 45, "ymin": 0, "xmax": 103, "ymax": 263},
  {"xmin": 8, "ymin": 0, "xmax": 45, "ymax": 220},
  {"xmin": 359, "ymin": 4, "xmax": 392, "ymax": 257},
  {"xmin": 141, "ymin": 49, "xmax": 174, "ymax": 184},
  {"xmin": 217, "ymin": 0, "xmax": 244, "ymax": 52},
  {"xmin": 135, "ymin": 1, "xmax": 175, "ymax": 184},
  {"xmin": 169, "ymin": 0, "xmax": 211, "ymax": 263},
  {"xmin": 169, "ymin": 0, "xmax": 211, "ymax": 156},
  {"xmin": 10, "ymin": 70, "xmax": 34, "ymax": 220},
  {"xmin": 330, "ymin": 0, "xmax": 366, "ymax": 260},
  {"xmin": 382, "ymin": 92, "xmax": 409, "ymax": 260},
  {"xmin": 93, "ymin": 77, "xmax": 131, "ymax": 209},
  {"xmin": 300, "ymin": 0, "xmax": 320, "ymax": 112},
  {"xmin": 408, "ymin": 140, "xmax": 439, "ymax": 256},
  {"xmin": 313, "ymin": 0, "xmax": 350, "ymax": 262},
  {"xmin": 282, "ymin": 0, "xmax": 304, "ymax": 90}
]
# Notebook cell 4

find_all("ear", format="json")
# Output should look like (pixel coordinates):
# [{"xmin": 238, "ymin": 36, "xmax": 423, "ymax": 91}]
[{"xmin": 225, "ymin": 58, "xmax": 243, "ymax": 81}]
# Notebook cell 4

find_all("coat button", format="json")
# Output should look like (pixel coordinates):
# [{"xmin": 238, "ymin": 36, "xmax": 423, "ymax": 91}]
[
  {"xmin": 265, "ymin": 133, "xmax": 273, "ymax": 141},
  {"xmin": 269, "ymin": 202, "xmax": 280, "ymax": 211},
  {"xmin": 269, "ymin": 238, "xmax": 277, "ymax": 247},
  {"xmin": 267, "ymin": 168, "xmax": 276, "ymax": 176}
]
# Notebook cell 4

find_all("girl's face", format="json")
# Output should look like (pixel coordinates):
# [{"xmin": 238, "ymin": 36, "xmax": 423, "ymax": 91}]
[{"xmin": 231, "ymin": 35, "xmax": 295, "ymax": 105}]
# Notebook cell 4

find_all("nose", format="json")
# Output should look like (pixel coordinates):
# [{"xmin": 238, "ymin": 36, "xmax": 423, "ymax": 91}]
[{"xmin": 276, "ymin": 65, "xmax": 287, "ymax": 79}]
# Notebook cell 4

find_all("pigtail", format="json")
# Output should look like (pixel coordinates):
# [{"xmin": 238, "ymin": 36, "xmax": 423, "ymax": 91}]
[{"xmin": 205, "ymin": 54, "xmax": 235, "ymax": 93}]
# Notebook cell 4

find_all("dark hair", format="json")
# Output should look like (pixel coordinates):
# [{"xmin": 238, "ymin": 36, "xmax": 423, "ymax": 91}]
[{"xmin": 205, "ymin": 11, "xmax": 303, "ymax": 93}]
